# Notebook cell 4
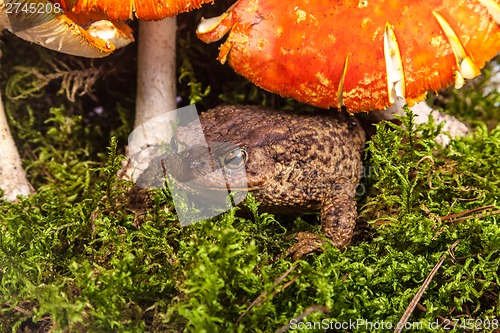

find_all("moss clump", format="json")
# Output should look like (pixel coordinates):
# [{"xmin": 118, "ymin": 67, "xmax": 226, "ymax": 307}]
[{"xmin": 0, "ymin": 101, "xmax": 498, "ymax": 331}]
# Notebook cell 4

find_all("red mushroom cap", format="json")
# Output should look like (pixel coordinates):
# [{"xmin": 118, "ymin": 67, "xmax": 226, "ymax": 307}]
[
  {"xmin": 197, "ymin": 0, "xmax": 500, "ymax": 112},
  {"xmin": 54, "ymin": 0, "xmax": 214, "ymax": 21},
  {"xmin": 2, "ymin": 0, "xmax": 213, "ymax": 58}
]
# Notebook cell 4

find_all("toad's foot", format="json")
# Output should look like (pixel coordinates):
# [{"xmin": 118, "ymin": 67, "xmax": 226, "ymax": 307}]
[
  {"xmin": 286, "ymin": 192, "xmax": 357, "ymax": 260},
  {"xmin": 285, "ymin": 232, "xmax": 326, "ymax": 260}
]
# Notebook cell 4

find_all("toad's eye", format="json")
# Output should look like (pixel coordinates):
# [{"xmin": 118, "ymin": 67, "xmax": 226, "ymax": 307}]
[
  {"xmin": 222, "ymin": 148, "xmax": 248, "ymax": 169},
  {"xmin": 170, "ymin": 136, "xmax": 179, "ymax": 153}
]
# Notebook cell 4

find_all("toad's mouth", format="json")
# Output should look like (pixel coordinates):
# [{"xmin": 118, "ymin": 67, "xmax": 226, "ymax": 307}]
[
  {"xmin": 165, "ymin": 170, "xmax": 260, "ymax": 194},
  {"xmin": 167, "ymin": 166, "xmax": 266, "ymax": 194},
  {"xmin": 164, "ymin": 141, "xmax": 259, "ymax": 193}
]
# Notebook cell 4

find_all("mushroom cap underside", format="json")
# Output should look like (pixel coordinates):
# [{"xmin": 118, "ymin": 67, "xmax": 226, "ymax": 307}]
[{"xmin": 0, "ymin": 0, "xmax": 135, "ymax": 57}]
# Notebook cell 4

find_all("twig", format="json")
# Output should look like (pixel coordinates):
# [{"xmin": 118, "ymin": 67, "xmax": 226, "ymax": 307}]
[
  {"xmin": 433, "ymin": 206, "xmax": 499, "ymax": 239},
  {"xmin": 394, "ymin": 240, "xmax": 460, "ymax": 333},
  {"xmin": 4, "ymin": 303, "xmax": 32, "ymax": 315},
  {"xmin": 440, "ymin": 205, "xmax": 496, "ymax": 222},
  {"xmin": 449, "ymin": 210, "xmax": 500, "ymax": 224}
]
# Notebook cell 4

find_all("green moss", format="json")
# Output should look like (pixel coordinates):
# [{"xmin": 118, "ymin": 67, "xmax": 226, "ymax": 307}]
[
  {"xmin": 1, "ymin": 99, "xmax": 498, "ymax": 332},
  {"xmin": 1, "ymin": 10, "xmax": 499, "ymax": 332}
]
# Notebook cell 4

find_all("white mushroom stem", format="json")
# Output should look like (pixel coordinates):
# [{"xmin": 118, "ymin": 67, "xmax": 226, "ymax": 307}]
[
  {"xmin": 135, "ymin": 18, "xmax": 177, "ymax": 125},
  {"xmin": 122, "ymin": 17, "xmax": 178, "ymax": 181},
  {"xmin": 0, "ymin": 0, "xmax": 34, "ymax": 200},
  {"xmin": 0, "ymin": 92, "xmax": 34, "ymax": 201}
]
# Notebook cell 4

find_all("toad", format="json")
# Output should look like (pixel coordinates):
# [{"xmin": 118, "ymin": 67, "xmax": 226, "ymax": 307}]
[{"xmin": 144, "ymin": 105, "xmax": 366, "ymax": 257}]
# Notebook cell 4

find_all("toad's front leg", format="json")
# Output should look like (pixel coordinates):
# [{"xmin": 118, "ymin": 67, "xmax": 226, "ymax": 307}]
[
  {"xmin": 321, "ymin": 191, "xmax": 358, "ymax": 248},
  {"xmin": 286, "ymin": 190, "xmax": 358, "ymax": 260}
]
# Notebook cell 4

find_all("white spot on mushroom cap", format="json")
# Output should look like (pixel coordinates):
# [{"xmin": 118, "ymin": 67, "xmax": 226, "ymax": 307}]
[
  {"xmin": 358, "ymin": 0, "xmax": 368, "ymax": 8},
  {"xmin": 295, "ymin": 9, "xmax": 307, "ymax": 23},
  {"xmin": 384, "ymin": 23, "xmax": 406, "ymax": 104}
]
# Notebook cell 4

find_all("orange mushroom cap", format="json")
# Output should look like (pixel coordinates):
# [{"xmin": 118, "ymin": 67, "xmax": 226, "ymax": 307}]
[
  {"xmin": 46, "ymin": 0, "xmax": 214, "ymax": 55},
  {"xmin": 1, "ymin": 0, "xmax": 213, "ymax": 58},
  {"xmin": 197, "ymin": 0, "xmax": 500, "ymax": 112},
  {"xmin": 53, "ymin": 0, "xmax": 214, "ymax": 21}
]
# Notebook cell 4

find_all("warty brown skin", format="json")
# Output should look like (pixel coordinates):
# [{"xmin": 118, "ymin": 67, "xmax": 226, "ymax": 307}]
[{"xmin": 169, "ymin": 105, "xmax": 366, "ymax": 250}]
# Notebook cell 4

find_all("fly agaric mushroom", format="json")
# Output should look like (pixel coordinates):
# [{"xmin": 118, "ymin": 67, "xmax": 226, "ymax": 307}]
[
  {"xmin": 52, "ymin": 0, "xmax": 214, "ymax": 181},
  {"xmin": 0, "ymin": 0, "xmax": 135, "ymax": 201},
  {"xmin": 0, "ymin": 0, "xmax": 212, "ymax": 201},
  {"xmin": 53, "ymin": 0, "xmax": 215, "ymax": 118},
  {"xmin": 0, "ymin": 0, "xmax": 134, "ymax": 57},
  {"xmin": 197, "ymin": 0, "xmax": 500, "ymax": 112}
]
